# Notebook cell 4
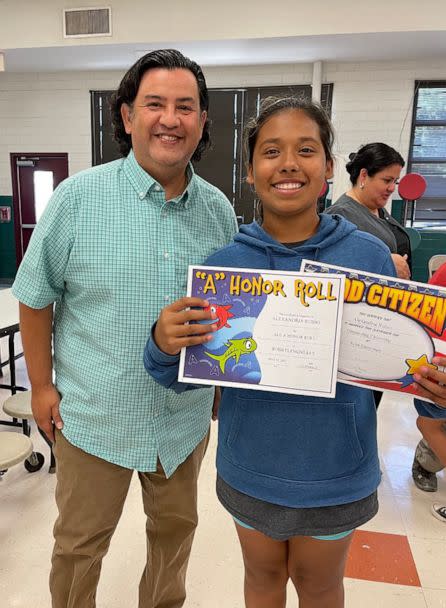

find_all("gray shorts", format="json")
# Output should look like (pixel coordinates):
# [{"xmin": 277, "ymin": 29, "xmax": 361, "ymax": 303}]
[{"xmin": 217, "ymin": 475, "xmax": 378, "ymax": 541}]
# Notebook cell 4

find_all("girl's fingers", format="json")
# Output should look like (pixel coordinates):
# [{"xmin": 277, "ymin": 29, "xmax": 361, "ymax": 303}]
[
  {"xmin": 172, "ymin": 322, "xmax": 217, "ymax": 337},
  {"xmin": 167, "ymin": 297, "xmax": 209, "ymax": 312},
  {"xmin": 174, "ymin": 308, "xmax": 217, "ymax": 325},
  {"xmin": 176, "ymin": 333, "xmax": 215, "ymax": 348},
  {"xmin": 414, "ymin": 373, "xmax": 446, "ymax": 407}
]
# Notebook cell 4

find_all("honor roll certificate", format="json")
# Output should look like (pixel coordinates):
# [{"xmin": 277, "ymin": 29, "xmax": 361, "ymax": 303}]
[
  {"xmin": 178, "ymin": 266, "xmax": 345, "ymax": 398},
  {"xmin": 301, "ymin": 260, "xmax": 446, "ymax": 400}
]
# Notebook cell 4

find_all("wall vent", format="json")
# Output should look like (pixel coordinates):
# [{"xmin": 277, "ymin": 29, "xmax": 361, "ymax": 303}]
[{"xmin": 63, "ymin": 7, "xmax": 112, "ymax": 38}]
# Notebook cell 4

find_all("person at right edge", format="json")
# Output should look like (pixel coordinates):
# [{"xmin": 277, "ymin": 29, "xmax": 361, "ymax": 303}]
[{"xmin": 412, "ymin": 261, "xmax": 446, "ymax": 498}]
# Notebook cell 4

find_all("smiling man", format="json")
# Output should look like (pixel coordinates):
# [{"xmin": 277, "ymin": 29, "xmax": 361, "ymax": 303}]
[{"xmin": 12, "ymin": 49, "xmax": 237, "ymax": 608}]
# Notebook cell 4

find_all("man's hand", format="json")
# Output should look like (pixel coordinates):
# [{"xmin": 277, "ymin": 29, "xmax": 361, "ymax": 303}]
[
  {"xmin": 414, "ymin": 356, "xmax": 446, "ymax": 408},
  {"xmin": 153, "ymin": 297, "xmax": 217, "ymax": 356},
  {"xmin": 391, "ymin": 253, "xmax": 410, "ymax": 280},
  {"xmin": 31, "ymin": 385, "xmax": 63, "ymax": 443}
]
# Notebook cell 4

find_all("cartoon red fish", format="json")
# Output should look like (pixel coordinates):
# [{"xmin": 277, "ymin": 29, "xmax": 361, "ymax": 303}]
[{"xmin": 204, "ymin": 303, "xmax": 234, "ymax": 330}]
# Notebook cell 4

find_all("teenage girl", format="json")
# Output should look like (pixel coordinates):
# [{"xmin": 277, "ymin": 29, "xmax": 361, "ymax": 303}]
[{"xmin": 144, "ymin": 97, "xmax": 446, "ymax": 607}]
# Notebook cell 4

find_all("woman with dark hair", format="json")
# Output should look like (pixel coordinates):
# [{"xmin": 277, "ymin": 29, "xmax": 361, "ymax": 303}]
[{"xmin": 326, "ymin": 143, "xmax": 411, "ymax": 280}]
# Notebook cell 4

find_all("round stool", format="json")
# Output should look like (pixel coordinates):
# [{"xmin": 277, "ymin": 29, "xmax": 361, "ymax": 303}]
[
  {"xmin": 2, "ymin": 391, "xmax": 51, "ymax": 473},
  {"xmin": 0, "ymin": 432, "xmax": 33, "ymax": 475},
  {"xmin": 3, "ymin": 391, "xmax": 34, "ymax": 420}
]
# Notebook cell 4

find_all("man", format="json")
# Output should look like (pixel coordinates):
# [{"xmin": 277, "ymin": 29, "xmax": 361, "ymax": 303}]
[{"xmin": 13, "ymin": 49, "xmax": 238, "ymax": 608}]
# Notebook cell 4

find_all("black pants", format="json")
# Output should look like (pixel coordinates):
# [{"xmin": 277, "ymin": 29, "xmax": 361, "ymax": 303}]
[{"xmin": 373, "ymin": 391, "xmax": 382, "ymax": 409}]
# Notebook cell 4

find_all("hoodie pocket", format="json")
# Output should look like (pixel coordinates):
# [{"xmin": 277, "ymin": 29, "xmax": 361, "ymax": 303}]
[{"xmin": 225, "ymin": 396, "xmax": 364, "ymax": 482}]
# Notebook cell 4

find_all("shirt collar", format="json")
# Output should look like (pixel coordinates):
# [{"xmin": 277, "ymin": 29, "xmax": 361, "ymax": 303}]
[{"xmin": 122, "ymin": 149, "xmax": 197, "ymax": 205}]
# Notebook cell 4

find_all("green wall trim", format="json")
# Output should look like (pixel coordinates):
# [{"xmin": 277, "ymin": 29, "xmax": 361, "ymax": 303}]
[
  {"xmin": 413, "ymin": 230, "xmax": 446, "ymax": 283},
  {"xmin": 391, "ymin": 199, "xmax": 404, "ymax": 224},
  {"xmin": 0, "ymin": 195, "xmax": 16, "ymax": 281}
]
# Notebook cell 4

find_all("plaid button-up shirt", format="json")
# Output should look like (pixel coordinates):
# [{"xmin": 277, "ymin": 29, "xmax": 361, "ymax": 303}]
[{"xmin": 13, "ymin": 150, "xmax": 238, "ymax": 474}]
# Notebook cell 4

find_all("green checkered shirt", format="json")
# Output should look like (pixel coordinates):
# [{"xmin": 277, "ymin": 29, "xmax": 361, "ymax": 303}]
[{"xmin": 13, "ymin": 150, "xmax": 238, "ymax": 474}]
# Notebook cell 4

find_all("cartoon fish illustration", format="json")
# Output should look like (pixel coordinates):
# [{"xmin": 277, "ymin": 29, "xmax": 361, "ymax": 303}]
[
  {"xmin": 204, "ymin": 303, "xmax": 234, "ymax": 330},
  {"xmin": 205, "ymin": 337, "xmax": 257, "ymax": 374}
]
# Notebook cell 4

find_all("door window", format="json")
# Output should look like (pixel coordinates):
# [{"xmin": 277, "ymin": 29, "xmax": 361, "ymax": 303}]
[{"xmin": 33, "ymin": 170, "xmax": 54, "ymax": 221}]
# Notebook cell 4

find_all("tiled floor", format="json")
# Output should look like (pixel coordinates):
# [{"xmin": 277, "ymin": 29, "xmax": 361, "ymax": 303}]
[{"xmin": 1, "ymin": 334, "xmax": 446, "ymax": 608}]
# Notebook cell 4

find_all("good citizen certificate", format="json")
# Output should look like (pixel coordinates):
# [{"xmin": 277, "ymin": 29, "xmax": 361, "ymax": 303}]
[
  {"xmin": 301, "ymin": 260, "xmax": 446, "ymax": 400},
  {"xmin": 178, "ymin": 265, "xmax": 345, "ymax": 398}
]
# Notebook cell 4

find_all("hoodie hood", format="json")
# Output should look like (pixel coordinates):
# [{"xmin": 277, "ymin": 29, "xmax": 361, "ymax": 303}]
[{"xmin": 233, "ymin": 214, "xmax": 357, "ymax": 269}]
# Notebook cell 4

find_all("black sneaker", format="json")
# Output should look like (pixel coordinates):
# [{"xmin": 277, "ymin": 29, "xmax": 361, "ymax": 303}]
[
  {"xmin": 412, "ymin": 458, "xmax": 438, "ymax": 492},
  {"xmin": 431, "ymin": 503, "xmax": 446, "ymax": 523}
]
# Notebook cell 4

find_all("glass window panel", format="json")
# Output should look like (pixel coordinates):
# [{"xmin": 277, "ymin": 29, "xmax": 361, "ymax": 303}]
[
  {"xmin": 410, "ymin": 163, "xmax": 446, "ymax": 198},
  {"xmin": 416, "ymin": 88, "xmax": 446, "ymax": 122},
  {"xmin": 412, "ymin": 126, "xmax": 446, "ymax": 160},
  {"xmin": 417, "ymin": 199, "xmax": 446, "ymax": 213},
  {"xmin": 33, "ymin": 170, "xmax": 54, "ymax": 221},
  {"xmin": 412, "ymin": 199, "xmax": 446, "ymax": 225}
]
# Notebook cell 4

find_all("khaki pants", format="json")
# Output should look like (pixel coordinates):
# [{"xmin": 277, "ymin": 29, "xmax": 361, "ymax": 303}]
[{"xmin": 50, "ymin": 429, "xmax": 209, "ymax": 608}]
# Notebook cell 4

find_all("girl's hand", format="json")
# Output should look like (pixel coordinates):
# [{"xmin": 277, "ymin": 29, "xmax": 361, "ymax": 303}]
[
  {"xmin": 414, "ymin": 356, "xmax": 446, "ymax": 408},
  {"xmin": 153, "ymin": 297, "xmax": 217, "ymax": 356}
]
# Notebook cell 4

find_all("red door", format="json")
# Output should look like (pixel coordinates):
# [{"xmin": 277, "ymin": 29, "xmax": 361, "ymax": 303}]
[{"xmin": 10, "ymin": 153, "xmax": 69, "ymax": 267}]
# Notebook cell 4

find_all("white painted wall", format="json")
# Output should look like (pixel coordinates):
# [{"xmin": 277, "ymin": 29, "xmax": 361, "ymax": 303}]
[
  {"xmin": 1, "ymin": 0, "xmax": 445, "ymax": 49},
  {"xmin": 0, "ymin": 70, "xmax": 122, "ymax": 193},
  {"xmin": 0, "ymin": 58, "xmax": 445, "ymax": 199},
  {"xmin": 325, "ymin": 59, "xmax": 446, "ymax": 202}
]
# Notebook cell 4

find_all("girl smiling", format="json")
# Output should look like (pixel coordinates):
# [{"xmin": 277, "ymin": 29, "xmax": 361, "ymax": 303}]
[{"xmin": 144, "ymin": 97, "xmax": 446, "ymax": 607}]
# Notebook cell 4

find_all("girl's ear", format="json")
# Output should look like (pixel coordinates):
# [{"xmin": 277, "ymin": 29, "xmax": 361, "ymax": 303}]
[
  {"xmin": 246, "ymin": 165, "xmax": 254, "ymax": 185},
  {"xmin": 325, "ymin": 159, "xmax": 334, "ymax": 180}
]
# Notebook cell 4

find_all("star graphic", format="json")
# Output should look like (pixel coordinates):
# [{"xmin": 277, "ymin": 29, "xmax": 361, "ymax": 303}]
[
  {"xmin": 399, "ymin": 374, "xmax": 415, "ymax": 388},
  {"xmin": 405, "ymin": 354, "xmax": 437, "ymax": 376}
]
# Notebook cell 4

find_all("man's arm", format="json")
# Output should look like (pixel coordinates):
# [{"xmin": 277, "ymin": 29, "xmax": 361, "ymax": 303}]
[{"xmin": 19, "ymin": 302, "xmax": 63, "ymax": 442}]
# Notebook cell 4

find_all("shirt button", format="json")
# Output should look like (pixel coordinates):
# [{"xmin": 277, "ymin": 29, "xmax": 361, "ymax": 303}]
[
  {"xmin": 154, "ymin": 185, "xmax": 161, "ymax": 192},
  {"xmin": 164, "ymin": 252, "xmax": 170, "ymax": 259},
  {"xmin": 165, "ymin": 295, "xmax": 170, "ymax": 302},
  {"xmin": 139, "ymin": 192, "xmax": 145, "ymax": 199}
]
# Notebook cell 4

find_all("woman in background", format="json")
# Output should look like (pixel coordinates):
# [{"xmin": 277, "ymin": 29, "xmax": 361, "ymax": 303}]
[{"xmin": 326, "ymin": 143, "xmax": 411, "ymax": 280}]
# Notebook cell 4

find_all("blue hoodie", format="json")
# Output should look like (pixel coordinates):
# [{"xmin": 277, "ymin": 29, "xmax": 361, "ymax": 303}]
[{"xmin": 144, "ymin": 215, "xmax": 443, "ymax": 508}]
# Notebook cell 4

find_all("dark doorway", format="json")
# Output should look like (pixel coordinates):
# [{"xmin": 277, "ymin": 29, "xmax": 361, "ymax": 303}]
[{"xmin": 10, "ymin": 153, "xmax": 69, "ymax": 267}]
